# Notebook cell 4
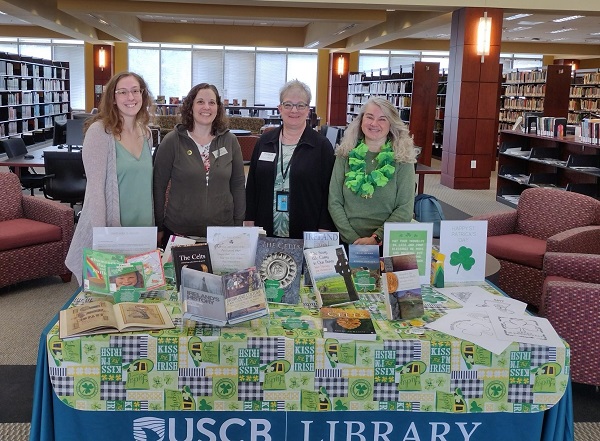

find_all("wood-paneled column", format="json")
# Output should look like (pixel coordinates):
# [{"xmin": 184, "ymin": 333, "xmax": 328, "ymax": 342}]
[
  {"xmin": 92, "ymin": 45, "xmax": 114, "ymax": 109},
  {"xmin": 327, "ymin": 52, "xmax": 349, "ymax": 126},
  {"xmin": 441, "ymin": 7, "xmax": 503, "ymax": 189}
]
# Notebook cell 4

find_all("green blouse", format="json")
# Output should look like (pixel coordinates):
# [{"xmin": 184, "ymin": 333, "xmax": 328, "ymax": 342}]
[{"xmin": 115, "ymin": 138, "xmax": 153, "ymax": 227}]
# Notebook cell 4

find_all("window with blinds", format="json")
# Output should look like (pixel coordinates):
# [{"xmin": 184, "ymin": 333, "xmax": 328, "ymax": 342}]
[{"xmin": 54, "ymin": 45, "xmax": 84, "ymax": 110}]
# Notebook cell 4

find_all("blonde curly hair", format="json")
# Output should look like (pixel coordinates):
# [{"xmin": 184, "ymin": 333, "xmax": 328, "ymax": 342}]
[{"xmin": 336, "ymin": 97, "xmax": 417, "ymax": 164}]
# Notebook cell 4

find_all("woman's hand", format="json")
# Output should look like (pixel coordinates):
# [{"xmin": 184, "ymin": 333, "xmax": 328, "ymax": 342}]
[{"xmin": 353, "ymin": 236, "xmax": 379, "ymax": 245}]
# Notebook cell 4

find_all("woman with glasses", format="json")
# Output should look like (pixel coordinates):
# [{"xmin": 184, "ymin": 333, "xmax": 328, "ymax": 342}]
[
  {"xmin": 245, "ymin": 79, "xmax": 335, "ymax": 238},
  {"xmin": 153, "ymin": 83, "xmax": 245, "ymax": 248},
  {"xmin": 328, "ymin": 97, "xmax": 417, "ymax": 249},
  {"xmin": 66, "ymin": 71, "xmax": 154, "ymax": 284}
]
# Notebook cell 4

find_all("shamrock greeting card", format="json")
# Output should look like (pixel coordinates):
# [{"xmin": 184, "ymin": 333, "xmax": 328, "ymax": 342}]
[{"xmin": 439, "ymin": 220, "xmax": 488, "ymax": 283}]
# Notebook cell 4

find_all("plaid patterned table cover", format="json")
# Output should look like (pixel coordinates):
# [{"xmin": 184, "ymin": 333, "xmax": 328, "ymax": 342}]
[{"xmin": 45, "ymin": 283, "xmax": 569, "ymax": 413}]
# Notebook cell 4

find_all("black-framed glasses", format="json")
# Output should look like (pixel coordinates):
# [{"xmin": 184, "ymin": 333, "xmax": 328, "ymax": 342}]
[
  {"xmin": 115, "ymin": 88, "xmax": 143, "ymax": 97},
  {"xmin": 281, "ymin": 101, "xmax": 308, "ymax": 111}
]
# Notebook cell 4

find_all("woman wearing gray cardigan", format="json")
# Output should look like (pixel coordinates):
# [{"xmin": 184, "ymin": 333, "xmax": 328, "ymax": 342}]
[{"xmin": 65, "ymin": 72, "xmax": 154, "ymax": 284}]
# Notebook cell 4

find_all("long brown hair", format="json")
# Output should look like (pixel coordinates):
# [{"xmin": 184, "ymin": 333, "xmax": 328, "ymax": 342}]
[
  {"xmin": 180, "ymin": 83, "xmax": 227, "ymax": 134},
  {"xmin": 84, "ymin": 71, "xmax": 153, "ymax": 135}
]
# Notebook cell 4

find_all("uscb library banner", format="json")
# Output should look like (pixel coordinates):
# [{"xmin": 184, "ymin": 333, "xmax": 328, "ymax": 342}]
[{"xmin": 48, "ymin": 396, "xmax": 548, "ymax": 441}]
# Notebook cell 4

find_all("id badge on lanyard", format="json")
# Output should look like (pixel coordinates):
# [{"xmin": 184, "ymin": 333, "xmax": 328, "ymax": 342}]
[{"xmin": 277, "ymin": 140, "xmax": 292, "ymax": 212}]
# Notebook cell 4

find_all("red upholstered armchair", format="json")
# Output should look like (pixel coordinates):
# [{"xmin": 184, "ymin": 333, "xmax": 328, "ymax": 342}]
[
  {"xmin": 471, "ymin": 187, "xmax": 600, "ymax": 309},
  {"xmin": 0, "ymin": 172, "xmax": 74, "ymax": 288},
  {"xmin": 237, "ymin": 135, "xmax": 259, "ymax": 164},
  {"xmin": 542, "ymin": 252, "xmax": 600, "ymax": 386}
]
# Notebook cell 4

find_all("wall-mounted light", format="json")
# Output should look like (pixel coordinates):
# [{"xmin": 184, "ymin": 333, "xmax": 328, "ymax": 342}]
[
  {"xmin": 336, "ymin": 54, "xmax": 346, "ymax": 77},
  {"xmin": 98, "ymin": 47, "xmax": 107, "ymax": 71},
  {"xmin": 476, "ymin": 11, "xmax": 492, "ymax": 63}
]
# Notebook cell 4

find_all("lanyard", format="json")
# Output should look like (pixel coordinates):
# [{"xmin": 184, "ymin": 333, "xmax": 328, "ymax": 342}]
[{"xmin": 279, "ymin": 139, "xmax": 293, "ymax": 186}]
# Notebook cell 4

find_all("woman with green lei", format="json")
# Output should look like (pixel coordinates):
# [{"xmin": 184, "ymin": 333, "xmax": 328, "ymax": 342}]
[{"xmin": 328, "ymin": 97, "xmax": 417, "ymax": 247}]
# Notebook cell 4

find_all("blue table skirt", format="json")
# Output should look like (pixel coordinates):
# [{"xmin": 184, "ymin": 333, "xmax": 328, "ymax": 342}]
[{"xmin": 30, "ymin": 292, "xmax": 574, "ymax": 441}]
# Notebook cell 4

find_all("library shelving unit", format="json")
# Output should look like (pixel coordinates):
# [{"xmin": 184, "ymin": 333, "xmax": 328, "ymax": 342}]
[
  {"xmin": 432, "ymin": 69, "xmax": 447, "ymax": 159},
  {"xmin": 498, "ymin": 65, "xmax": 571, "ymax": 132},
  {"xmin": 0, "ymin": 52, "xmax": 70, "ymax": 140},
  {"xmin": 347, "ymin": 61, "xmax": 439, "ymax": 165},
  {"xmin": 569, "ymin": 69, "xmax": 600, "ymax": 124},
  {"xmin": 496, "ymin": 129, "xmax": 599, "ymax": 208}
]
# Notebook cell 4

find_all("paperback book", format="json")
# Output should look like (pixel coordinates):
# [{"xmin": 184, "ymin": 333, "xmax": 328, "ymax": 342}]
[
  {"xmin": 381, "ymin": 254, "xmax": 424, "ymax": 321},
  {"xmin": 59, "ymin": 300, "xmax": 174, "ymax": 339},
  {"xmin": 126, "ymin": 249, "xmax": 166, "ymax": 290},
  {"xmin": 181, "ymin": 266, "xmax": 268, "ymax": 326},
  {"xmin": 302, "ymin": 231, "xmax": 339, "ymax": 286},
  {"xmin": 303, "ymin": 245, "xmax": 359, "ymax": 308},
  {"xmin": 348, "ymin": 244, "xmax": 381, "ymax": 293},
  {"xmin": 171, "ymin": 243, "xmax": 212, "ymax": 289},
  {"xmin": 321, "ymin": 307, "xmax": 378, "ymax": 341},
  {"xmin": 206, "ymin": 226, "xmax": 260, "ymax": 275},
  {"xmin": 82, "ymin": 248, "xmax": 127, "ymax": 294},
  {"xmin": 254, "ymin": 236, "xmax": 304, "ymax": 304}
]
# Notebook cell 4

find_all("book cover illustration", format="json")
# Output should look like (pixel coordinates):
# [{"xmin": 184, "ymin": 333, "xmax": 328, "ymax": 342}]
[
  {"xmin": 107, "ymin": 262, "xmax": 145, "ymax": 297},
  {"xmin": 254, "ymin": 236, "xmax": 304, "ymax": 304},
  {"xmin": 381, "ymin": 254, "xmax": 424, "ymax": 321},
  {"xmin": 126, "ymin": 249, "xmax": 166, "ymax": 290},
  {"xmin": 206, "ymin": 226, "xmax": 260, "ymax": 275},
  {"xmin": 348, "ymin": 244, "xmax": 380, "ymax": 293},
  {"xmin": 320, "ymin": 307, "xmax": 377, "ymax": 340},
  {"xmin": 303, "ymin": 245, "xmax": 359, "ymax": 308},
  {"xmin": 82, "ymin": 248, "xmax": 126, "ymax": 294},
  {"xmin": 302, "ymin": 231, "xmax": 339, "ymax": 286},
  {"xmin": 171, "ymin": 243, "xmax": 212, "ymax": 289},
  {"xmin": 181, "ymin": 266, "xmax": 268, "ymax": 326}
]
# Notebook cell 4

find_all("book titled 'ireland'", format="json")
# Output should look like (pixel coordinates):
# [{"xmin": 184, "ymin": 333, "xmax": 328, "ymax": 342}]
[
  {"xmin": 254, "ymin": 236, "xmax": 304, "ymax": 305},
  {"xmin": 303, "ymin": 245, "xmax": 359, "ymax": 308}
]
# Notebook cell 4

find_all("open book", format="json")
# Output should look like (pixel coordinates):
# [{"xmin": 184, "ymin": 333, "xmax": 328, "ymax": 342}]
[
  {"xmin": 59, "ymin": 301, "xmax": 174, "ymax": 339},
  {"xmin": 181, "ymin": 266, "xmax": 268, "ymax": 326}
]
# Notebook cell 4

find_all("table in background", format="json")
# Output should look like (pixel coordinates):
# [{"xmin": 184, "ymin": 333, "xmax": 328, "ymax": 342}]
[
  {"xmin": 416, "ymin": 163, "xmax": 442, "ymax": 194},
  {"xmin": 0, "ymin": 145, "xmax": 79, "ymax": 178},
  {"xmin": 31, "ymin": 283, "xmax": 573, "ymax": 441}
]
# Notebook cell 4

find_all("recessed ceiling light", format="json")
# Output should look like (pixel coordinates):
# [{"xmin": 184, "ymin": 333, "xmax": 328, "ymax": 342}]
[
  {"xmin": 552, "ymin": 15, "xmax": 584, "ymax": 23},
  {"xmin": 590, "ymin": 32, "xmax": 600, "ymax": 36},
  {"xmin": 518, "ymin": 21, "xmax": 544, "ymax": 25},
  {"xmin": 0, "ymin": 11, "xmax": 6, "ymax": 15},
  {"xmin": 506, "ymin": 27, "xmax": 532, "ymax": 32},
  {"xmin": 549, "ymin": 28, "xmax": 576, "ymax": 34},
  {"xmin": 180, "ymin": 19, "xmax": 188, "ymax": 23},
  {"xmin": 505, "ymin": 14, "xmax": 532, "ymax": 21},
  {"xmin": 551, "ymin": 37, "xmax": 567, "ymax": 41}
]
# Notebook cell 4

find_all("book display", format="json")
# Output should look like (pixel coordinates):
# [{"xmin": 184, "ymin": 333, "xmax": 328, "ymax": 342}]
[
  {"xmin": 569, "ymin": 69, "xmax": 600, "ymax": 124},
  {"xmin": 59, "ymin": 300, "xmax": 174, "ymax": 338},
  {"xmin": 498, "ymin": 65, "xmax": 571, "ymax": 132},
  {"xmin": 346, "ymin": 61, "xmax": 439, "ymax": 165},
  {"xmin": 320, "ymin": 307, "xmax": 377, "ymax": 340},
  {"xmin": 171, "ymin": 243, "xmax": 212, "ymax": 289},
  {"xmin": 0, "ymin": 52, "xmax": 70, "ymax": 139},
  {"xmin": 302, "ymin": 231, "xmax": 339, "ymax": 286},
  {"xmin": 181, "ymin": 266, "xmax": 268, "ymax": 326},
  {"xmin": 497, "ymin": 130, "xmax": 600, "ymax": 207}
]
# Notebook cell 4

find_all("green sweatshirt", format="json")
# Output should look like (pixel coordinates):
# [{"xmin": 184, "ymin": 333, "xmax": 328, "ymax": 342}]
[{"xmin": 328, "ymin": 152, "xmax": 416, "ymax": 244}]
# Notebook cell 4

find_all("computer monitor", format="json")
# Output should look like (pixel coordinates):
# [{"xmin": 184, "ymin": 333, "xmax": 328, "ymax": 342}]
[{"xmin": 66, "ymin": 118, "xmax": 85, "ymax": 148}]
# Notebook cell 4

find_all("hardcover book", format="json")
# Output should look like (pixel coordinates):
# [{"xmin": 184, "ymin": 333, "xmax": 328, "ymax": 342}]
[
  {"xmin": 181, "ymin": 266, "xmax": 268, "ymax": 326},
  {"xmin": 320, "ymin": 307, "xmax": 377, "ymax": 341},
  {"xmin": 254, "ymin": 236, "xmax": 304, "ymax": 304},
  {"xmin": 303, "ymin": 245, "xmax": 359, "ymax": 308},
  {"xmin": 171, "ymin": 243, "xmax": 212, "ymax": 289},
  {"xmin": 206, "ymin": 226, "xmax": 260, "ymax": 275},
  {"xmin": 59, "ymin": 300, "xmax": 174, "ymax": 339},
  {"xmin": 302, "ymin": 231, "xmax": 339, "ymax": 286},
  {"xmin": 348, "ymin": 244, "xmax": 381, "ymax": 293},
  {"xmin": 381, "ymin": 254, "xmax": 424, "ymax": 321}
]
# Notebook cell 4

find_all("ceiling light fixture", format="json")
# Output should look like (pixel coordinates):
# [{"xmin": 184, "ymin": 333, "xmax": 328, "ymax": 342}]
[
  {"xmin": 552, "ymin": 15, "xmax": 584, "ymax": 23},
  {"xmin": 305, "ymin": 41, "xmax": 320, "ymax": 49},
  {"xmin": 477, "ymin": 11, "xmax": 492, "ymax": 63},
  {"xmin": 505, "ymin": 14, "xmax": 531, "ymax": 21},
  {"xmin": 549, "ymin": 28, "xmax": 576, "ymax": 34},
  {"xmin": 336, "ymin": 54, "xmax": 346, "ymax": 77},
  {"xmin": 98, "ymin": 47, "xmax": 106, "ymax": 71},
  {"xmin": 332, "ymin": 24, "xmax": 356, "ymax": 36}
]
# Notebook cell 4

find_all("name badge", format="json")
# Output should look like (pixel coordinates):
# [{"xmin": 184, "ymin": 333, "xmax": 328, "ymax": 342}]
[
  {"xmin": 259, "ymin": 152, "xmax": 276, "ymax": 162},
  {"xmin": 212, "ymin": 147, "xmax": 228, "ymax": 158},
  {"xmin": 276, "ymin": 191, "xmax": 289, "ymax": 212}
]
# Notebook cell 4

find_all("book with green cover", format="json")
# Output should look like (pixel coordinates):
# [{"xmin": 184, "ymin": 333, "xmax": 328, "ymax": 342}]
[{"xmin": 82, "ymin": 248, "xmax": 126, "ymax": 294}]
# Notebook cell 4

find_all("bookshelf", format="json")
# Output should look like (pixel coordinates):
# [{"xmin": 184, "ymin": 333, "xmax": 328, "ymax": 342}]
[
  {"xmin": 433, "ymin": 69, "xmax": 447, "ymax": 159},
  {"xmin": 496, "ymin": 129, "xmax": 599, "ymax": 208},
  {"xmin": 347, "ymin": 61, "xmax": 439, "ymax": 165},
  {"xmin": 0, "ymin": 52, "xmax": 70, "ymax": 140},
  {"xmin": 498, "ymin": 65, "xmax": 571, "ymax": 132},
  {"xmin": 569, "ymin": 69, "xmax": 600, "ymax": 124}
]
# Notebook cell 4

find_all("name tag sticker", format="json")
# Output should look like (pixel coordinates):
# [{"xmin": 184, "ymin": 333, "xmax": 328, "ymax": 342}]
[
  {"xmin": 212, "ymin": 147, "xmax": 228, "ymax": 158},
  {"xmin": 259, "ymin": 152, "xmax": 276, "ymax": 162}
]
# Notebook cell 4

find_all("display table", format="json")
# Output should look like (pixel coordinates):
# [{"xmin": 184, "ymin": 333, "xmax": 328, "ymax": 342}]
[{"xmin": 30, "ymin": 284, "xmax": 574, "ymax": 441}]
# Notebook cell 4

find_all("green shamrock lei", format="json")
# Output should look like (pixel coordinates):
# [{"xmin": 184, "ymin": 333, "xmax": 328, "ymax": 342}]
[{"xmin": 344, "ymin": 140, "xmax": 395, "ymax": 198}]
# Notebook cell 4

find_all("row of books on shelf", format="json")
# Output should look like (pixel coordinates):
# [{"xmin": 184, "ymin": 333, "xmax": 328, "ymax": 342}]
[
  {"xmin": 580, "ymin": 118, "xmax": 600, "ymax": 144},
  {"xmin": 569, "ymin": 86, "xmax": 600, "ymax": 98},
  {"xmin": 524, "ymin": 115, "xmax": 567, "ymax": 137}
]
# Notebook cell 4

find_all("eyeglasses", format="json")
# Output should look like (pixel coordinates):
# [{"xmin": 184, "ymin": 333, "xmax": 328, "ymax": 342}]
[
  {"xmin": 115, "ymin": 88, "xmax": 143, "ymax": 97},
  {"xmin": 280, "ymin": 101, "xmax": 308, "ymax": 111}
]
